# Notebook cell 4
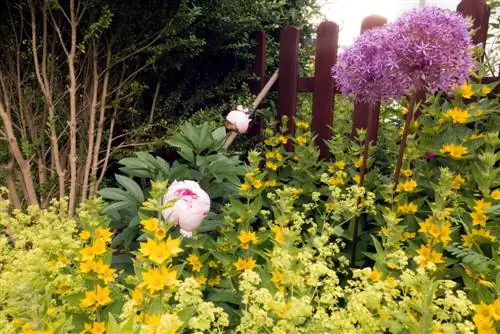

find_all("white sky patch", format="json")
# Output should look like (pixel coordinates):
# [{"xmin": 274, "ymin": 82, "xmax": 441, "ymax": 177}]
[{"xmin": 318, "ymin": 0, "xmax": 461, "ymax": 47}]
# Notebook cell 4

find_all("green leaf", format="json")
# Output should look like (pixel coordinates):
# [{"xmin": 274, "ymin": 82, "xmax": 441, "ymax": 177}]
[
  {"xmin": 206, "ymin": 289, "xmax": 241, "ymax": 305},
  {"xmin": 212, "ymin": 126, "xmax": 227, "ymax": 143},
  {"xmin": 98, "ymin": 188, "xmax": 134, "ymax": 202},
  {"xmin": 115, "ymin": 174, "xmax": 144, "ymax": 203}
]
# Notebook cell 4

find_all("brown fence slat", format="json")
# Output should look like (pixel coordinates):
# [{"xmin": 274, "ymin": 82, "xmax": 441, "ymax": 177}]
[
  {"xmin": 457, "ymin": 0, "xmax": 490, "ymax": 51},
  {"xmin": 278, "ymin": 26, "xmax": 300, "ymax": 150},
  {"xmin": 352, "ymin": 15, "xmax": 387, "ymax": 144},
  {"xmin": 311, "ymin": 21, "xmax": 339, "ymax": 159}
]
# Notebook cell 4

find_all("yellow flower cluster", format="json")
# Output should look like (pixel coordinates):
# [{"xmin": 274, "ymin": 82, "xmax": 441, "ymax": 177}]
[
  {"xmin": 473, "ymin": 299, "xmax": 500, "ymax": 334},
  {"xmin": 234, "ymin": 257, "xmax": 256, "ymax": 271},
  {"xmin": 396, "ymin": 179, "xmax": 417, "ymax": 192},
  {"xmin": 238, "ymin": 230, "xmax": 258, "ymax": 249},
  {"xmin": 78, "ymin": 227, "xmax": 115, "ymax": 310},
  {"xmin": 419, "ymin": 216, "xmax": 452, "ymax": 246},
  {"xmin": 461, "ymin": 199, "xmax": 496, "ymax": 248},
  {"xmin": 397, "ymin": 202, "xmax": 418, "ymax": 214},
  {"xmin": 240, "ymin": 168, "xmax": 276, "ymax": 191}
]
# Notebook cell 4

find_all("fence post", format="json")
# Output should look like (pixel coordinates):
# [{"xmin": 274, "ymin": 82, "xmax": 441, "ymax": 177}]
[
  {"xmin": 351, "ymin": 15, "xmax": 387, "ymax": 144},
  {"xmin": 278, "ymin": 27, "xmax": 300, "ymax": 151},
  {"xmin": 457, "ymin": 0, "xmax": 490, "ymax": 57},
  {"xmin": 311, "ymin": 21, "xmax": 339, "ymax": 159},
  {"xmin": 248, "ymin": 32, "xmax": 267, "ymax": 136}
]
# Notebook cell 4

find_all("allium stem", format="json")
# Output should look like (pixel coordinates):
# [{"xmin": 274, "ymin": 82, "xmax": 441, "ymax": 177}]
[
  {"xmin": 393, "ymin": 92, "xmax": 417, "ymax": 192},
  {"xmin": 351, "ymin": 108, "xmax": 375, "ymax": 266}
]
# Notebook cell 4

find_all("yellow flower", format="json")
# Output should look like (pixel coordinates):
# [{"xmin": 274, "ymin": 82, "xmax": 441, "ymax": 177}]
[
  {"xmin": 79, "ymin": 260, "xmax": 96, "ymax": 274},
  {"xmin": 240, "ymin": 183, "xmax": 251, "ymax": 191},
  {"xmin": 142, "ymin": 267, "xmax": 177, "ymax": 293},
  {"xmin": 91, "ymin": 239, "xmax": 107, "ymax": 256},
  {"xmin": 271, "ymin": 271, "xmax": 284, "ymax": 286},
  {"xmin": 155, "ymin": 227, "xmax": 166, "ymax": 240},
  {"xmin": 474, "ymin": 110, "xmax": 483, "ymax": 117},
  {"xmin": 264, "ymin": 179, "xmax": 277, "ymax": 187},
  {"xmin": 265, "ymin": 161, "xmax": 278, "ymax": 171},
  {"xmin": 402, "ymin": 169, "xmax": 413, "ymax": 177},
  {"xmin": 46, "ymin": 308, "xmax": 57, "ymax": 316},
  {"xmin": 492, "ymin": 298, "xmax": 500, "ymax": 321},
  {"xmin": 444, "ymin": 107, "xmax": 469, "ymax": 124},
  {"xmin": 418, "ymin": 217, "xmax": 433, "ymax": 234},
  {"xmin": 238, "ymin": 230, "xmax": 258, "ymax": 249},
  {"xmin": 195, "ymin": 275, "xmax": 207, "ymax": 285},
  {"xmin": 353, "ymin": 174, "xmax": 361, "ymax": 184},
  {"xmin": 208, "ymin": 260, "xmax": 218, "ymax": 268},
  {"xmin": 234, "ymin": 257, "xmax": 256, "ymax": 271},
  {"xmin": 141, "ymin": 218, "xmax": 159, "ymax": 232},
  {"xmin": 334, "ymin": 160, "xmax": 346, "ymax": 170},
  {"xmin": 428, "ymin": 223, "xmax": 441, "ymax": 240},
  {"xmin": 461, "ymin": 234, "xmax": 474, "ymax": 248},
  {"xmin": 368, "ymin": 268, "xmax": 382, "ymax": 282},
  {"xmin": 277, "ymin": 135, "xmax": 288, "ymax": 145},
  {"xmin": 139, "ymin": 238, "xmax": 157, "ymax": 257},
  {"xmin": 460, "ymin": 83, "xmax": 473, "ymax": 99},
  {"xmin": 265, "ymin": 151, "xmax": 275, "ymax": 159},
  {"xmin": 452, "ymin": 174, "xmax": 465, "ymax": 190},
  {"xmin": 476, "ymin": 302, "xmax": 495, "ymax": 320},
  {"xmin": 274, "ymin": 152, "xmax": 283, "ymax": 162},
  {"xmin": 296, "ymin": 135, "xmax": 307, "ymax": 145},
  {"xmin": 474, "ymin": 199, "xmax": 491, "ymax": 213},
  {"xmin": 473, "ymin": 228, "xmax": 496, "ymax": 241},
  {"xmin": 79, "ymin": 230, "xmax": 91, "ymax": 240},
  {"xmin": 80, "ymin": 246, "xmax": 95, "ymax": 261},
  {"xmin": 490, "ymin": 189, "xmax": 500, "ymax": 201},
  {"xmin": 95, "ymin": 285, "xmax": 112, "ymax": 307},
  {"xmin": 473, "ymin": 313, "xmax": 495, "ymax": 334},
  {"xmin": 417, "ymin": 245, "xmax": 444, "ymax": 269},
  {"xmin": 80, "ymin": 286, "xmax": 111, "ymax": 308},
  {"xmin": 325, "ymin": 202, "xmax": 335, "ymax": 212},
  {"xmin": 401, "ymin": 232, "xmax": 416, "ymax": 241},
  {"xmin": 440, "ymin": 144, "xmax": 468, "ymax": 158},
  {"xmin": 397, "ymin": 202, "xmax": 418, "ymax": 214},
  {"xmin": 84, "ymin": 322, "xmax": 107, "ymax": 334},
  {"xmin": 296, "ymin": 120, "xmax": 309, "ymax": 129},
  {"xmin": 272, "ymin": 226, "xmax": 285, "ymax": 244},
  {"xmin": 481, "ymin": 85, "xmax": 492, "ymax": 95},
  {"xmin": 439, "ymin": 222, "xmax": 452, "ymax": 245},
  {"xmin": 471, "ymin": 211, "xmax": 488, "ymax": 227},
  {"xmin": 95, "ymin": 227, "xmax": 113, "ymax": 243},
  {"xmin": 385, "ymin": 276, "xmax": 398, "ymax": 288},
  {"xmin": 131, "ymin": 288, "xmax": 144, "ymax": 305},
  {"xmin": 328, "ymin": 176, "xmax": 344, "ymax": 186},
  {"xmin": 396, "ymin": 179, "xmax": 417, "ymax": 192},
  {"xmin": 187, "ymin": 254, "xmax": 203, "ymax": 272},
  {"xmin": 354, "ymin": 157, "xmax": 363, "ymax": 169},
  {"xmin": 252, "ymin": 179, "xmax": 262, "ymax": 189},
  {"xmin": 208, "ymin": 275, "xmax": 221, "ymax": 286}
]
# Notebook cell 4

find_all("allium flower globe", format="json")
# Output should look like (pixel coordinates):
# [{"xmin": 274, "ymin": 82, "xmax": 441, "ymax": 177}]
[
  {"xmin": 332, "ymin": 27, "xmax": 404, "ymax": 104},
  {"xmin": 162, "ymin": 180, "xmax": 211, "ymax": 237},
  {"xmin": 389, "ymin": 6, "xmax": 473, "ymax": 93},
  {"xmin": 332, "ymin": 7, "xmax": 473, "ymax": 103},
  {"xmin": 226, "ymin": 105, "xmax": 251, "ymax": 134}
]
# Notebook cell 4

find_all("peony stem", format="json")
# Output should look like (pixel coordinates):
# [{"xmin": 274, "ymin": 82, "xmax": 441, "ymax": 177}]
[
  {"xmin": 393, "ymin": 92, "xmax": 418, "ymax": 192},
  {"xmin": 223, "ymin": 69, "xmax": 279, "ymax": 150}
]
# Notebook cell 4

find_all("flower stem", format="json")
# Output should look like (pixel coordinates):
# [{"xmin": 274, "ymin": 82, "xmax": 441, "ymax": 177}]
[
  {"xmin": 351, "ymin": 108, "xmax": 374, "ymax": 266},
  {"xmin": 393, "ymin": 92, "xmax": 418, "ymax": 192}
]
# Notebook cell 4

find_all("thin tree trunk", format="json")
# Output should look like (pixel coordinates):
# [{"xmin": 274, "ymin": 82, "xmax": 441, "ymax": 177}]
[
  {"xmin": 148, "ymin": 80, "xmax": 161, "ymax": 124},
  {"xmin": 81, "ymin": 45, "xmax": 99, "ymax": 203},
  {"xmin": 4, "ymin": 160, "xmax": 21, "ymax": 210},
  {"xmin": 89, "ymin": 48, "xmax": 111, "ymax": 197},
  {"xmin": 67, "ymin": 0, "xmax": 78, "ymax": 216}
]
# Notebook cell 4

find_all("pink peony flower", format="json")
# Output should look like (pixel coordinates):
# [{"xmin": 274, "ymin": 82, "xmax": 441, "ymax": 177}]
[
  {"xmin": 162, "ymin": 180, "xmax": 210, "ymax": 237},
  {"xmin": 226, "ymin": 105, "xmax": 251, "ymax": 134}
]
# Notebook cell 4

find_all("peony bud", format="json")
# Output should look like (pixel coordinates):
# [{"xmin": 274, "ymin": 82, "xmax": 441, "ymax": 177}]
[
  {"xmin": 226, "ymin": 105, "xmax": 251, "ymax": 134},
  {"xmin": 162, "ymin": 180, "xmax": 210, "ymax": 237}
]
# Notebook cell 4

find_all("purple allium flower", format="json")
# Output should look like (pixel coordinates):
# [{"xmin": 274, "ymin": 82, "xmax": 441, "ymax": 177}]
[
  {"xmin": 332, "ymin": 7, "xmax": 473, "ymax": 104},
  {"xmin": 388, "ymin": 6, "xmax": 473, "ymax": 93},
  {"xmin": 332, "ymin": 27, "xmax": 405, "ymax": 104}
]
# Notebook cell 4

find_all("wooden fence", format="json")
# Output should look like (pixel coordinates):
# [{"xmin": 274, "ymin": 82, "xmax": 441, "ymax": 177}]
[{"xmin": 251, "ymin": 0, "xmax": 499, "ymax": 158}]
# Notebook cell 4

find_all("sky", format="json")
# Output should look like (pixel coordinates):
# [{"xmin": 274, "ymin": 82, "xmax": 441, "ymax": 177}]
[{"xmin": 318, "ymin": 0, "xmax": 462, "ymax": 47}]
